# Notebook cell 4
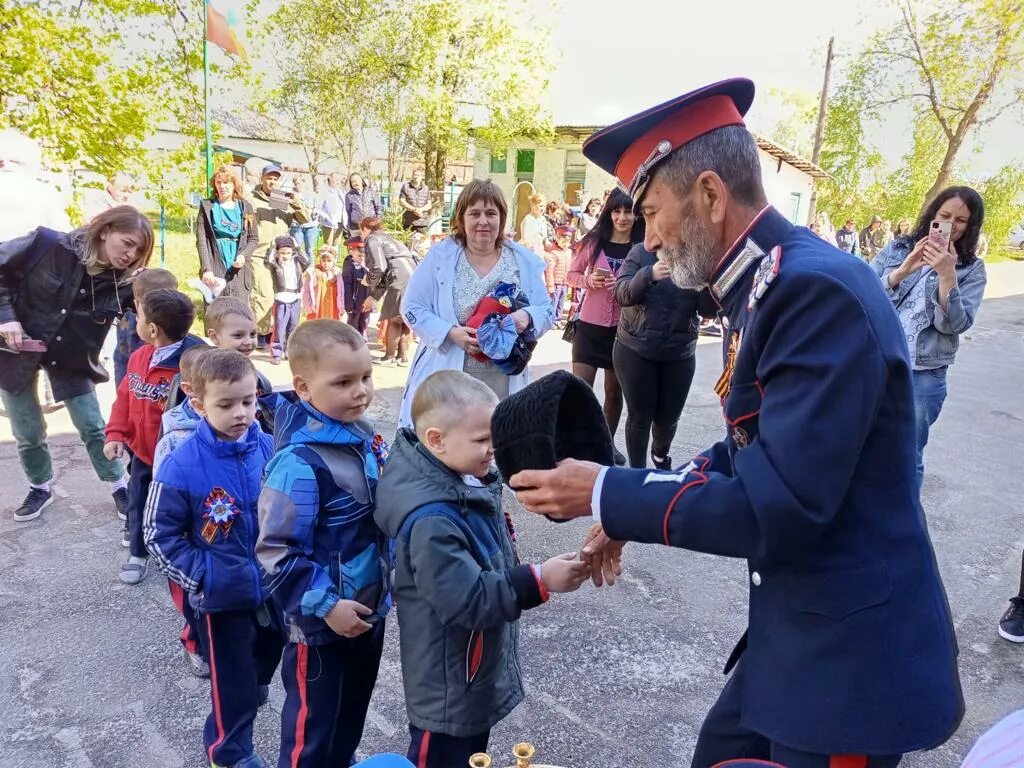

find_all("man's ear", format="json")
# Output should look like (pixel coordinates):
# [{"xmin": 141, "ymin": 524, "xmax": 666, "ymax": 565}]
[
  {"xmin": 423, "ymin": 426, "xmax": 445, "ymax": 453},
  {"xmin": 695, "ymin": 171, "xmax": 729, "ymax": 225}
]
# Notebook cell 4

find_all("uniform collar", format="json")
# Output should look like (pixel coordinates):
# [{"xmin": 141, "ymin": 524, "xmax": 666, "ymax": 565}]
[{"xmin": 710, "ymin": 206, "xmax": 793, "ymax": 310}]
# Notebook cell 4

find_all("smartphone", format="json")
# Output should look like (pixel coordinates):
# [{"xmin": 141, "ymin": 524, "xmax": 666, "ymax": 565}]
[
  {"xmin": 930, "ymin": 220, "xmax": 952, "ymax": 252},
  {"xmin": 593, "ymin": 267, "xmax": 612, "ymax": 279}
]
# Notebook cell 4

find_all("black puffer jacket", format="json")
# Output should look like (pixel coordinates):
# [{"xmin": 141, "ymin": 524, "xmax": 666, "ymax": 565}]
[
  {"xmin": 613, "ymin": 244, "xmax": 699, "ymax": 361},
  {"xmin": 0, "ymin": 227, "xmax": 134, "ymax": 399}
]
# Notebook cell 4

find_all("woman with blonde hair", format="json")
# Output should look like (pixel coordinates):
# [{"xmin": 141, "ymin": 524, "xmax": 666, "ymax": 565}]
[
  {"xmin": 0, "ymin": 205, "xmax": 153, "ymax": 522},
  {"xmin": 196, "ymin": 165, "xmax": 258, "ymax": 303},
  {"xmin": 519, "ymin": 191, "xmax": 548, "ymax": 255},
  {"xmin": 399, "ymin": 179, "xmax": 554, "ymax": 427}
]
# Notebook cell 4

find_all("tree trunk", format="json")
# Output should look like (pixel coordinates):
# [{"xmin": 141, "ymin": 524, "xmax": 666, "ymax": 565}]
[{"xmin": 924, "ymin": 131, "xmax": 965, "ymax": 204}]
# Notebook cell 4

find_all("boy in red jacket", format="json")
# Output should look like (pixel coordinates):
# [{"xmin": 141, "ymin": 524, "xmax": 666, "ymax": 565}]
[{"xmin": 104, "ymin": 288, "xmax": 204, "ymax": 585}]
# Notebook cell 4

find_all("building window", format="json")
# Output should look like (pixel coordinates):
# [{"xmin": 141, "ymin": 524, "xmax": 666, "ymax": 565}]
[
  {"xmin": 489, "ymin": 151, "xmax": 507, "ymax": 174},
  {"xmin": 788, "ymin": 192, "xmax": 802, "ymax": 223},
  {"xmin": 516, "ymin": 149, "xmax": 535, "ymax": 176}
]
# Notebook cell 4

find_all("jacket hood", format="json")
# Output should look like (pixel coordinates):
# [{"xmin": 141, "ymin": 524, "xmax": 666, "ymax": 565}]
[
  {"xmin": 161, "ymin": 398, "xmax": 199, "ymax": 435},
  {"xmin": 374, "ymin": 428, "xmax": 500, "ymax": 538},
  {"xmin": 270, "ymin": 391, "xmax": 375, "ymax": 452}
]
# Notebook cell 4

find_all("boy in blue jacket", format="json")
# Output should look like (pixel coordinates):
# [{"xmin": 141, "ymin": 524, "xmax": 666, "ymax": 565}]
[
  {"xmin": 144, "ymin": 348, "xmax": 282, "ymax": 768},
  {"xmin": 256, "ymin": 319, "xmax": 391, "ymax": 768}
]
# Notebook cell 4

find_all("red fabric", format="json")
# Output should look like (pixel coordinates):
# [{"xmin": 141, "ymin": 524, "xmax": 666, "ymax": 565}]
[
  {"xmin": 829, "ymin": 758, "xmax": 868, "ymax": 768},
  {"xmin": 614, "ymin": 94, "xmax": 744, "ymax": 191},
  {"xmin": 104, "ymin": 344, "xmax": 178, "ymax": 466},
  {"xmin": 417, "ymin": 730, "xmax": 431, "ymax": 768},
  {"xmin": 205, "ymin": 615, "xmax": 226, "ymax": 763},
  {"xmin": 545, "ymin": 246, "xmax": 571, "ymax": 287},
  {"xmin": 466, "ymin": 631, "xmax": 484, "ymax": 682},
  {"xmin": 167, "ymin": 580, "xmax": 198, "ymax": 655},
  {"xmin": 532, "ymin": 565, "xmax": 550, "ymax": 603},
  {"xmin": 289, "ymin": 644, "xmax": 309, "ymax": 768},
  {"xmin": 466, "ymin": 296, "xmax": 512, "ymax": 363}
]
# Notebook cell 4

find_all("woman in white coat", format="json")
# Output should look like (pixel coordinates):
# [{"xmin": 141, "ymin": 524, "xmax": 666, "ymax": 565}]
[{"xmin": 399, "ymin": 179, "xmax": 554, "ymax": 428}]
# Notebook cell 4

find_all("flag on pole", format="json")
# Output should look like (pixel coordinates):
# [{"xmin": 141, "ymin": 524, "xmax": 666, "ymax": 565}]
[{"xmin": 205, "ymin": 0, "xmax": 247, "ymax": 62}]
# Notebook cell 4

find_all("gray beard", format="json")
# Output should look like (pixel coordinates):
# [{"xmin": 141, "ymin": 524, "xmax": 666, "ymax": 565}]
[{"xmin": 660, "ymin": 219, "xmax": 719, "ymax": 290}]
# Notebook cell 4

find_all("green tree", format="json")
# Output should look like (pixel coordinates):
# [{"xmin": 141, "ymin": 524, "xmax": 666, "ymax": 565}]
[{"xmin": 852, "ymin": 0, "xmax": 1024, "ymax": 202}]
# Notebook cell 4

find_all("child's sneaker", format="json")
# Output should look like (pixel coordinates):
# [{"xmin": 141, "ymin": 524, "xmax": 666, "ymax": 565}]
[
  {"xmin": 120, "ymin": 522, "xmax": 130, "ymax": 548},
  {"xmin": 112, "ymin": 487, "xmax": 129, "ymax": 521},
  {"xmin": 998, "ymin": 597, "xmax": 1024, "ymax": 643},
  {"xmin": 375, "ymin": 356, "xmax": 397, "ymax": 366},
  {"xmin": 118, "ymin": 558, "xmax": 148, "ymax": 585},
  {"xmin": 13, "ymin": 487, "xmax": 53, "ymax": 522},
  {"xmin": 185, "ymin": 647, "xmax": 210, "ymax": 678}
]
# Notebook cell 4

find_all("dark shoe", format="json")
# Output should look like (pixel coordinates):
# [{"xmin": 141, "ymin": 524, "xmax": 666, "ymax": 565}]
[
  {"xmin": 185, "ymin": 647, "xmax": 210, "ymax": 678},
  {"xmin": 14, "ymin": 487, "xmax": 53, "ymax": 522},
  {"xmin": 257, "ymin": 684, "xmax": 270, "ymax": 708},
  {"xmin": 113, "ymin": 487, "xmax": 129, "ymax": 521},
  {"xmin": 613, "ymin": 449, "xmax": 627, "ymax": 466},
  {"xmin": 651, "ymin": 453, "xmax": 673, "ymax": 471},
  {"xmin": 999, "ymin": 597, "xmax": 1024, "ymax": 643}
]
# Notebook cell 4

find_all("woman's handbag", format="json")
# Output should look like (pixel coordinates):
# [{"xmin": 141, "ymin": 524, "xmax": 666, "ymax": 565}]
[{"xmin": 561, "ymin": 301, "xmax": 579, "ymax": 343}]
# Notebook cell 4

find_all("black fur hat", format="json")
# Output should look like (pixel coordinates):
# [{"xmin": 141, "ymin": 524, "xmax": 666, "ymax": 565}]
[{"xmin": 491, "ymin": 370, "xmax": 614, "ymax": 485}]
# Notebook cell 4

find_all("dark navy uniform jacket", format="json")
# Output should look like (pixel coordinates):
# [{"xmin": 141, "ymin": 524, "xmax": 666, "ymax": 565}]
[{"xmin": 599, "ymin": 207, "xmax": 963, "ymax": 755}]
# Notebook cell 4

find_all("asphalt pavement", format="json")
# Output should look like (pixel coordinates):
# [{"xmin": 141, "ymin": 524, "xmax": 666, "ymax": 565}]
[{"xmin": 1, "ymin": 294, "xmax": 1022, "ymax": 768}]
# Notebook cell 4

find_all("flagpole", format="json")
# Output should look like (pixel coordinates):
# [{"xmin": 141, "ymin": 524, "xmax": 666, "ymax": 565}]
[{"xmin": 203, "ymin": 0, "xmax": 213, "ymax": 196}]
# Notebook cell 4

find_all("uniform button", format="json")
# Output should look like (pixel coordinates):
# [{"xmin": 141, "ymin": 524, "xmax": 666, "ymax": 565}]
[
  {"xmin": 79, "ymin": 289, "xmax": 86, "ymax": 295},
  {"xmin": 55, "ymin": 336, "xmax": 62, "ymax": 342},
  {"xmin": 751, "ymin": 571, "xmax": 762, "ymax": 586},
  {"xmin": 50, "ymin": 361, "xmax": 57, "ymax": 367},
  {"xmin": 61, "ymin": 309, "xmax": 67, "ymax": 314}
]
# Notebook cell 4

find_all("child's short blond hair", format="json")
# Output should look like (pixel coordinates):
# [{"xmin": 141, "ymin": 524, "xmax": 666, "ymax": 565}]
[
  {"xmin": 178, "ymin": 343, "xmax": 212, "ymax": 384},
  {"xmin": 131, "ymin": 268, "xmax": 178, "ymax": 303},
  {"xmin": 411, "ymin": 370, "xmax": 499, "ymax": 437},
  {"xmin": 205, "ymin": 296, "xmax": 255, "ymax": 335},
  {"xmin": 288, "ymin": 319, "xmax": 366, "ymax": 377}
]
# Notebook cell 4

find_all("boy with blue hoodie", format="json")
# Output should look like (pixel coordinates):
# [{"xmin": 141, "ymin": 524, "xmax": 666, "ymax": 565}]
[
  {"xmin": 256, "ymin": 319, "xmax": 391, "ymax": 768},
  {"xmin": 374, "ymin": 370, "xmax": 590, "ymax": 768},
  {"xmin": 144, "ymin": 348, "xmax": 282, "ymax": 768}
]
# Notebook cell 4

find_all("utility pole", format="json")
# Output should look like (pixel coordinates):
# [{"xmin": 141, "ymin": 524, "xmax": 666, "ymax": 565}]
[{"xmin": 807, "ymin": 35, "xmax": 835, "ymax": 225}]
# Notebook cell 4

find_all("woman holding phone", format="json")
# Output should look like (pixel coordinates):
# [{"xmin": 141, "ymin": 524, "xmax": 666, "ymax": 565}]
[
  {"xmin": 566, "ymin": 188, "xmax": 644, "ymax": 465},
  {"xmin": 871, "ymin": 186, "xmax": 987, "ymax": 487}
]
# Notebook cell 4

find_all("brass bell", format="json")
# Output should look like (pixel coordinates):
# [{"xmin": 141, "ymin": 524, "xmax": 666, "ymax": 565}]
[{"xmin": 468, "ymin": 754, "xmax": 492, "ymax": 768}]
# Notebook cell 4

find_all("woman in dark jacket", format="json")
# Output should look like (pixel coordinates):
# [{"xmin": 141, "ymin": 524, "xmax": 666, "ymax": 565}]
[
  {"xmin": 360, "ymin": 217, "xmax": 417, "ymax": 365},
  {"xmin": 613, "ymin": 244, "xmax": 699, "ymax": 469},
  {"xmin": 0, "ymin": 205, "xmax": 153, "ymax": 522},
  {"xmin": 196, "ymin": 165, "xmax": 258, "ymax": 303}
]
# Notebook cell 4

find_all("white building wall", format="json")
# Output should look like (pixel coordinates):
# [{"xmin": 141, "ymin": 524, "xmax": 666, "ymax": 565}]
[{"xmin": 758, "ymin": 150, "xmax": 815, "ymax": 225}]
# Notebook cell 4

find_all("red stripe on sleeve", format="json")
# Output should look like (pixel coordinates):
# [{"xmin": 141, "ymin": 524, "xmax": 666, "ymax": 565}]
[{"xmin": 662, "ymin": 475, "xmax": 708, "ymax": 545}]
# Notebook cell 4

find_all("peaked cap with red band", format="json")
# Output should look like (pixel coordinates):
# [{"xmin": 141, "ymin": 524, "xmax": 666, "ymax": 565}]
[{"xmin": 582, "ymin": 78, "xmax": 755, "ymax": 210}]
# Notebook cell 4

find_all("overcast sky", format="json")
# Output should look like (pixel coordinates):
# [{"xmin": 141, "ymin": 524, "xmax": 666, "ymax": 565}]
[{"xmin": 542, "ymin": 0, "xmax": 1021, "ymax": 176}]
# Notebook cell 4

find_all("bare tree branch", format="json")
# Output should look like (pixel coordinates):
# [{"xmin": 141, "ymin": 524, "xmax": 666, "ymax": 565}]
[{"xmin": 899, "ymin": 1, "xmax": 953, "ymax": 140}]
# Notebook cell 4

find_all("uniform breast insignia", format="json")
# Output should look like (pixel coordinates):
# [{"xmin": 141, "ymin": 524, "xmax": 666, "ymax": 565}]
[
  {"xmin": 714, "ymin": 330, "xmax": 742, "ymax": 401},
  {"xmin": 732, "ymin": 426, "xmax": 750, "ymax": 449},
  {"xmin": 747, "ymin": 245, "xmax": 782, "ymax": 311},
  {"xmin": 201, "ymin": 487, "xmax": 240, "ymax": 544}
]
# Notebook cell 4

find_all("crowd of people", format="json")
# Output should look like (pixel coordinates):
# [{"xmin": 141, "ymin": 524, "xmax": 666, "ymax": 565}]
[{"xmin": 0, "ymin": 83, "xmax": 1021, "ymax": 767}]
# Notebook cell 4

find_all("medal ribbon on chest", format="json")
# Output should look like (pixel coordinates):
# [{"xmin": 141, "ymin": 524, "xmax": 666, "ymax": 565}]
[
  {"xmin": 714, "ymin": 330, "xmax": 742, "ymax": 401},
  {"xmin": 201, "ymin": 487, "xmax": 240, "ymax": 544}
]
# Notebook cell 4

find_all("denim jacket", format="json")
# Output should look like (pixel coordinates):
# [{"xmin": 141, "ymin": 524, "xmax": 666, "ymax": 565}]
[{"xmin": 871, "ymin": 239, "xmax": 987, "ymax": 368}]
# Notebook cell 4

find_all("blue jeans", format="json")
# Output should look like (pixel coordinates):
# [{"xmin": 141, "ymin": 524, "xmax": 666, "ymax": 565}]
[
  {"xmin": 912, "ymin": 367, "xmax": 948, "ymax": 487},
  {"xmin": 271, "ymin": 300, "xmax": 301, "ymax": 360},
  {"xmin": 290, "ymin": 225, "xmax": 318, "ymax": 261},
  {"xmin": 0, "ymin": 375, "xmax": 125, "ymax": 486},
  {"xmin": 550, "ymin": 284, "xmax": 568, "ymax": 320}
]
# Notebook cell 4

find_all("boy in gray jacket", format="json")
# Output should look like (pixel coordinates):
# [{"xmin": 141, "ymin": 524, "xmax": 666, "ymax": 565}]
[{"xmin": 374, "ymin": 370, "xmax": 590, "ymax": 768}]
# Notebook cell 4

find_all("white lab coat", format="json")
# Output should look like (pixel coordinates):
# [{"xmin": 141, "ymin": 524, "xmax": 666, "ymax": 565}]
[{"xmin": 398, "ymin": 237, "xmax": 555, "ymax": 428}]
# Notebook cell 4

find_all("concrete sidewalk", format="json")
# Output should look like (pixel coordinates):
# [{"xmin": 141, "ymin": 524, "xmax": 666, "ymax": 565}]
[{"xmin": 1, "ymin": 294, "xmax": 1023, "ymax": 767}]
